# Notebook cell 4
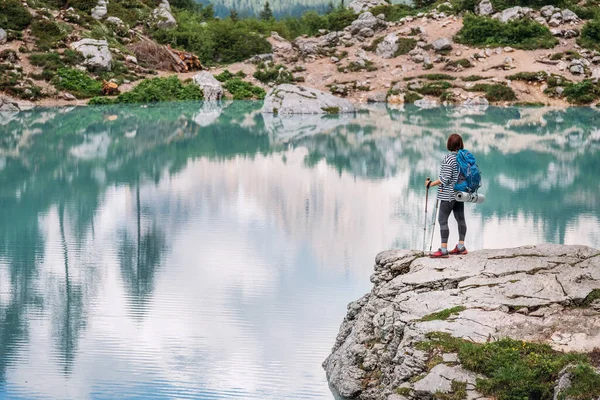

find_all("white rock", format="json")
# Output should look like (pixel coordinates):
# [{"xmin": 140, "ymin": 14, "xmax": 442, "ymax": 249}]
[
  {"xmin": 347, "ymin": 0, "xmax": 387, "ymax": 14},
  {"xmin": 192, "ymin": 73, "xmax": 223, "ymax": 101},
  {"xmin": 549, "ymin": 18, "xmax": 561, "ymax": 27},
  {"xmin": 376, "ymin": 33, "xmax": 399, "ymax": 59},
  {"xmin": 432, "ymin": 37, "xmax": 453, "ymax": 51},
  {"xmin": 262, "ymin": 84, "xmax": 355, "ymax": 115},
  {"xmin": 0, "ymin": 28, "xmax": 7, "ymax": 45},
  {"xmin": 152, "ymin": 0, "xmax": 177, "ymax": 29},
  {"xmin": 91, "ymin": 0, "xmax": 107, "ymax": 20},
  {"xmin": 561, "ymin": 9, "xmax": 579, "ymax": 22},
  {"xmin": 493, "ymin": 6, "xmax": 532, "ymax": 23},
  {"xmin": 475, "ymin": 0, "xmax": 494, "ymax": 16},
  {"xmin": 70, "ymin": 39, "xmax": 112, "ymax": 71},
  {"xmin": 125, "ymin": 55, "xmax": 138, "ymax": 64},
  {"xmin": 504, "ymin": 46, "xmax": 514, "ymax": 52}
]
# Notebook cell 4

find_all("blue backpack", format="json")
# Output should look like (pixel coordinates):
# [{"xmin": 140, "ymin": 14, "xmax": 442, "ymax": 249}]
[{"xmin": 454, "ymin": 149, "xmax": 481, "ymax": 193}]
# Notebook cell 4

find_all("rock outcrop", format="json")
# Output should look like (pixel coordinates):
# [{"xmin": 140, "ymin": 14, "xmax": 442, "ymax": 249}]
[
  {"xmin": 70, "ymin": 39, "xmax": 113, "ymax": 71},
  {"xmin": 0, "ymin": 28, "xmax": 7, "ymax": 45},
  {"xmin": 376, "ymin": 33, "xmax": 399, "ymax": 59},
  {"xmin": 192, "ymin": 72, "xmax": 223, "ymax": 101},
  {"xmin": 475, "ymin": 0, "xmax": 494, "ymax": 16},
  {"xmin": 91, "ymin": 0, "xmax": 108, "ymax": 20},
  {"xmin": 152, "ymin": 0, "xmax": 177, "ymax": 29},
  {"xmin": 493, "ymin": 6, "xmax": 533, "ymax": 23},
  {"xmin": 324, "ymin": 244, "xmax": 600, "ymax": 400},
  {"xmin": 262, "ymin": 84, "xmax": 356, "ymax": 115}
]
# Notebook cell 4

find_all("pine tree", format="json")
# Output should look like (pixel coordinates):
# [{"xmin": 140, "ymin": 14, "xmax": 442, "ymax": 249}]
[
  {"xmin": 326, "ymin": 1, "xmax": 335, "ymax": 14},
  {"xmin": 229, "ymin": 8, "xmax": 239, "ymax": 22},
  {"xmin": 259, "ymin": 1, "xmax": 273, "ymax": 21}
]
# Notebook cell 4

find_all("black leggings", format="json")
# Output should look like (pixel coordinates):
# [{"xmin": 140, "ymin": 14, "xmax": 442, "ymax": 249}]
[{"xmin": 438, "ymin": 200, "xmax": 466, "ymax": 244}]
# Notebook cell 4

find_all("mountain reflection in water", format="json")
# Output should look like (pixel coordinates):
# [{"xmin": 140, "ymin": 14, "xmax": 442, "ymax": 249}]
[{"xmin": 0, "ymin": 102, "xmax": 599, "ymax": 399}]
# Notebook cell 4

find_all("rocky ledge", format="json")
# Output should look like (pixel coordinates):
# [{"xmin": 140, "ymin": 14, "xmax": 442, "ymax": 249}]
[{"xmin": 323, "ymin": 244, "xmax": 600, "ymax": 400}]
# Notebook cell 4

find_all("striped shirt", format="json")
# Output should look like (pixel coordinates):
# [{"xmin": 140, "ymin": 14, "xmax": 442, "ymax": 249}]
[{"xmin": 437, "ymin": 152, "xmax": 459, "ymax": 201}]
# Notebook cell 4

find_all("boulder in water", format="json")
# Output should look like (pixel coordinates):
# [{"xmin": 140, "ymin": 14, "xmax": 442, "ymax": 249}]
[
  {"xmin": 192, "ymin": 72, "xmax": 223, "ymax": 101},
  {"xmin": 262, "ymin": 84, "xmax": 355, "ymax": 115}
]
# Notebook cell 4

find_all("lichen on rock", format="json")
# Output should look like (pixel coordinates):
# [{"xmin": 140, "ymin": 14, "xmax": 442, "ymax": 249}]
[{"xmin": 323, "ymin": 244, "xmax": 600, "ymax": 400}]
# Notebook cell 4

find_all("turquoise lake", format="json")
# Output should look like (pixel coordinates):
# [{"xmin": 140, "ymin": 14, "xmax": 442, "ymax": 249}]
[{"xmin": 0, "ymin": 102, "xmax": 599, "ymax": 399}]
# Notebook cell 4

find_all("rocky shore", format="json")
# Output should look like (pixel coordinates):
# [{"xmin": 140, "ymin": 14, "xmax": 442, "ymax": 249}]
[
  {"xmin": 323, "ymin": 244, "xmax": 600, "ymax": 399},
  {"xmin": 3, "ymin": 0, "xmax": 600, "ymax": 109}
]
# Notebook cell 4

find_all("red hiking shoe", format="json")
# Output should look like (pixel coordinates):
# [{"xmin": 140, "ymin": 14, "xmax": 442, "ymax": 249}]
[
  {"xmin": 449, "ymin": 245, "xmax": 468, "ymax": 255},
  {"xmin": 430, "ymin": 248, "xmax": 449, "ymax": 258}
]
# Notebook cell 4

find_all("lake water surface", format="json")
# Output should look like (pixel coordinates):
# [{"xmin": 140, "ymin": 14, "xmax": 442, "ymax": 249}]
[{"xmin": 1, "ymin": 102, "xmax": 599, "ymax": 399}]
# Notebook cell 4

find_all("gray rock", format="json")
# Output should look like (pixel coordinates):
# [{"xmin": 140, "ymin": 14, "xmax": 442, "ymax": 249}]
[
  {"xmin": 61, "ymin": 92, "xmax": 77, "ymax": 101},
  {"xmin": 348, "ymin": 0, "xmax": 388, "ymax": 14},
  {"xmin": 551, "ymin": 28, "xmax": 564, "ymax": 36},
  {"xmin": 593, "ymin": 56, "xmax": 600, "ymax": 64},
  {"xmin": 0, "ymin": 95, "xmax": 20, "ymax": 112},
  {"xmin": 556, "ymin": 86, "xmax": 564, "ymax": 95},
  {"xmin": 493, "ymin": 6, "xmax": 532, "ymax": 23},
  {"xmin": 535, "ymin": 16, "xmax": 548, "ymax": 25},
  {"xmin": 70, "ymin": 39, "xmax": 112, "ymax": 71},
  {"xmin": 376, "ymin": 33, "xmax": 399, "ymax": 59},
  {"xmin": 248, "ymin": 53, "xmax": 274, "ymax": 64},
  {"xmin": 432, "ymin": 37, "xmax": 453, "ymax": 51},
  {"xmin": 475, "ymin": 0, "xmax": 494, "ymax": 16},
  {"xmin": 262, "ymin": 84, "xmax": 356, "ymax": 115},
  {"xmin": 0, "ymin": 28, "xmax": 7, "ymax": 45},
  {"xmin": 564, "ymin": 29, "xmax": 578, "ymax": 38},
  {"xmin": 105, "ymin": 16, "xmax": 128, "ymax": 36},
  {"xmin": 463, "ymin": 96, "xmax": 489, "ymax": 108},
  {"xmin": 91, "ymin": 0, "xmax": 107, "ymax": 20},
  {"xmin": 541, "ymin": 5, "xmax": 558, "ymax": 18},
  {"xmin": 324, "ymin": 245, "xmax": 600, "ymax": 400},
  {"xmin": 293, "ymin": 32, "xmax": 339, "ymax": 57},
  {"xmin": 192, "ymin": 72, "xmax": 223, "ymax": 101},
  {"xmin": 359, "ymin": 27, "xmax": 375, "ymax": 37},
  {"xmin": 152, "ymin": 0, "xmax": 177, "ymax": 29},
  {"xmin": 125, "ymin": 55, "xmax": 138, "ymax": 64},
  {"xmin": 367, "ymin": 91, "xmax": 387, "ymax": 103},
  {"xmin": 412, "ymin": 54, "xmax": 425, "ymax": 63},
  {"xmin": 347, "ymin": 12, "xmax": 386, "ymax": 35},
  {"xmin": 562, "ymin": 8, "xmax": 579, "ymax": 22},
  {"xmin": 549, "ymin": 18, "xmax": 561, "ymax": 27}
]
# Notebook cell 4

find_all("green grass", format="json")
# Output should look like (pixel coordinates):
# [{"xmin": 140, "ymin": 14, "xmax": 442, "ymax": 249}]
[
  {"xmin": 53, "ymin": 68, "xmax": 102, "ymax": 98},
  {"xmin": 214, "ymin": 69, "xmax": 246, "ymax": 82},
  {"xmin": 415, "ymin": 81, "xmax": 453, "ymax": 97},
  {"xmin": 322, "ymin": 106, "xmax": 340, "ymax": 114},
  {"xmin": 338, "ymin": 60, "xmax": 378, "ymax": 72},
  {"xmin": 462, "ymin": 75, "xmax": 487, "ymax": 82},
  {"xmin": 550, "ymin": 50, "xmax": 581, "ymax": 61},
  {"xmin": 404, "ymin": 91, "xmax": 423, "ymax": 103},
  {"xmin": 253, "ymin": 63, "xmax": 293, "ymax": 84},
  {"xmin": 582, "ymin": 289, "xmax": 600, "ymax": 307},
  {"xmin": 30, "ymin": 19, "xmax": 70, "ymax": 50},
  {"xmin": 468, "ymin": 83, "xmax": 516, "ymax": 101},
  {"xmin": 507, "ymin": 71, "xmax": 549, "ymax": 82},
  {"xmin": 445, "ymin": 58, "xmax": 473, "ymax": 69},
  {"xmin": 394, "ymin": 38, "xmax": 418, "ymax": 57},
  {"xmin": 562, "ymin": 81, "xmax": 600, "ymax": 104},
  {"xmin": 364, "ymin": 36, "xmax": 384, "ymax": 52},
  {"xmin": 434, "ymin": 380, "xmax": 467, "ymax": 400},
  {"xmin": 0, "ymin": 0, "xmax": 32, "ymax": 30},
  {"xmin": 395, "ymin": 387, "xmax": 412, "ymax": 396},
  {"xmin": 455, "ymin": 14, "xmax": 558, "ymax": 50},
  {"xmin": 417, "ymin": 332, "xmax": 600, "ymax": 400},
  {"xmin": 420, "ymin": 306, "xmax": 466, "ymax": 322},
  {"xmin": 222, "ymin": 78, "xmax": 265, "ymax": 100},
  {"xmin": 417, "ymin": 74, "xmax": 457, "ymax": 81},
  {"xmin": 561, "ymin": 364, "xmax": 600, "ymax": 399},
  {"xmin": 579, "ymin": 19, "xmax": 600, "ymax": 50}
]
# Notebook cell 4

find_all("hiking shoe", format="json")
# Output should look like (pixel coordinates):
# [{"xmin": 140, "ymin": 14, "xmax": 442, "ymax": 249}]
[
  {"xmin": 449, "ymin": 245, "xmax": 468, "ymax": 255},
  {"xmin": 430, "ymin": 248, "xmax": 449, "ymax": 258}
]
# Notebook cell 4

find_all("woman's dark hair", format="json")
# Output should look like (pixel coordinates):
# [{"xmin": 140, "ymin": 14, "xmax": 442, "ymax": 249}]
[{"xmin": 447, "ymin": 133, "xmax": 464, "ymax": 151}]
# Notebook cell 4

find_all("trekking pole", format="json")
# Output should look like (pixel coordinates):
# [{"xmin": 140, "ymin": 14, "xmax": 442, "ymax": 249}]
[
  {"xmin": 429, "ymin": 199, "xmax": 439, "ymax": 253},
  {"xmin": 423, "ymin": 181, "xmax": 429, "ymax": 252}
]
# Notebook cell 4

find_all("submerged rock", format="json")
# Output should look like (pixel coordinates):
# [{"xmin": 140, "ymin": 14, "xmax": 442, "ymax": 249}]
[
  {"xmin": 262, "ymin": 84, "xmax": 355, "ymax": 115},
  {"xmin": 323, "ymin": 244, "xmax": 600, "ymax": 400},
  {"xmin": 70, "ymin": 39, "xmax": 113, "ymax": 71}
]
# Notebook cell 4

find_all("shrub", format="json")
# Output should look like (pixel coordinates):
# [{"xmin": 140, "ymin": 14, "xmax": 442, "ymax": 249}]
[
  {"xmin": 462, "ymin": 75, "xmax": 487, "ymax": 81},
  {"xmin": 29, "ymin": 50, "xmax": 83, "ymax": 71},
  {"xmin": 404, "ymin": 92, "xmax": 423, "ymax": 103},
  {"xmin": 253, "ymin": 63, "xmax": 294, "ymax": 84},
  {"xmin": 395, "ymin": 38, "xmax": 417, "ymax": 56},
  {"xmin": 68, "ymin": 0, "xmax": 97, "ymax": 11},
  {"xmin": 113, "ymin": 76, "xmax": 203, "ymax": 103},
  {"xmin": 455, "ymin": 14, "xmax": 558, "ymax": 50},
  {"xmin": 364, "ymin": 36, "xmax": 384, "ymax": 52},
  {"xmin": 550, "ymin": 50, "xmax": 581, "ymax": 60},
  {"xmin": 445, "ymin": 58, "xmax": 473, "ymax": 69},
  {"xmin": 418, "ymin": 74, "xmax": 457, "ymax": 81},
  {"xmin": 562, "ymin": 80, "xmax": 600, "ymax": 104},
  {"xmin": 468, "ymin": 83, "xmax": 516, "ymax": 101},
  {"xmin": 31, "ymin": 19, "xmax": 70, "ymax": 49},
  {"xmin": 223, "ymin": 78, "xmax": 266, "ymax": 100},
  {"xmin": 215, "ymin": 69, "xmax": 246, "ymax": 82},
  {"xmin": 415, "ymin": 81, "xmax": 453, "ymax": 96},
  {"xmin": 0, "ymin": 0, "xmax": 33, "ymax": 30},
  {"xmin": 507, "ymin": 71, "xmax": 548, "ymax": 82},
  {"xmin": 579, "ymin": 19, "xmax": 600, "ymax": 50},
  {"xmin": 53, "ymin": 68, "xmax": 103, "ymax": 98},
  {"xmin": 369, "ymin": 4, "xmax": 414, "ymax": 22}
]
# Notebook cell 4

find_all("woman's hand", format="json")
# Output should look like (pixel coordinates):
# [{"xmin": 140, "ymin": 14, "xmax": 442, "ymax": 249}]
[
  {"xmin": 426, "ymin": 179, "xmax": 441, "ymax": 188},
  {"xmin": 425, "ymin": 178, "xmax": 431, "ymax": 188}
]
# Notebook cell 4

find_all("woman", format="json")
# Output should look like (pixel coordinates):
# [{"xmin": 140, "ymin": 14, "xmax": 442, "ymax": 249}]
[{"xmin": 424, "ymin": 133, "xmax": 468, "ymax": 258}]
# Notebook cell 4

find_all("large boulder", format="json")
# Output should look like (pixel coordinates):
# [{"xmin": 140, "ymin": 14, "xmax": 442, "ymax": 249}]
[
  {"xmin": 262, "ymin": 84, "xmax": 356, "ymax": 115},
  {"xmin": 475, "ymin": 0, "xmax": 494, "ymax": 16},
  {"xmin": 346, "ymin": 12, "xmax": 386, "ymax": 36},
  {"xmin": 348, "ymin": 0, "xmax": 388, "ymax": 14},
  {"xmin": 70, "ymin": 39, "xmax": 112, "ymax": 71},
  {"xmin": 91, "ymin": 0, "xmax": 107, "ymax": 20},
  {"xmin": 432, "ymin": 37, "xmax": 453, "ymax": 51},
  {"xmin": 323, "ymin": 244, "xmax": 600, "ymax": 400},
  {"xmin": 152, "ymin": 0, "xmax": 177, "ymax": 29},
  {"xmin": 493, "ymin": 6, "xmax": 533, "ymax": 23},
  {"xmin": 293, "ymin": 32, "xmax": 339, "ymax": 58},
  {"xmin": 561, "ymin": 8, "xmax": 579, "ymax": 23},
  {"xmin": 268, "ymin": 31, "xmax": 294, "ymax": 60},
  {"xmin": 376, "ymin": 33, "xmax": 399, "ymax": 59},
  {"xmin": 0, "ymin": 28, "xmax": 7, "ymax": 45},
  {"xmin": 192, "ymin": 72, "xmax": 223, "ymax": 101}
]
